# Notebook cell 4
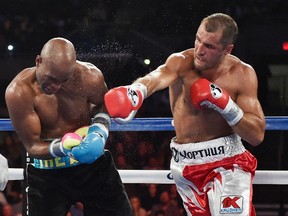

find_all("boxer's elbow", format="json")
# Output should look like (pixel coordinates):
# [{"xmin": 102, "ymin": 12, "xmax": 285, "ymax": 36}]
[
  {"xmin": 249, "ymin": 126, "xmax": 266, "ymax": 146},
  {"xmin": 246, "ymin": 116, "xmax": 266, "ymax": 146},
  {"xmin": 26, "ymin": 143, "xmax": 52, "ymax": 159},
  {"xmin": 250, "ymin": 132, "xmax": 265, "ymax": 146}
]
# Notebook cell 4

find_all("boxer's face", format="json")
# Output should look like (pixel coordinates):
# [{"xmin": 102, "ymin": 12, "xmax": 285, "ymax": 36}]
[
  {"xmin": 35, "ymin": 55, "xmax": 74, "ymax": 95},
  {"xmin": 193, "ymin": 23, "xmax": 230, "ymax": 72}
]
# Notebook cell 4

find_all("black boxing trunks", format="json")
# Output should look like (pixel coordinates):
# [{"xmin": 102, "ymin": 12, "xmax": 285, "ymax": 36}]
[{"xmin": 26, "ymin": 150, "xmax": 133, "ymax": 216}]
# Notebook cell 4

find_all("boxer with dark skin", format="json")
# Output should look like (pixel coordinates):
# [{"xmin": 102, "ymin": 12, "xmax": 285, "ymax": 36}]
[
  {"xmin": 105, "ymin": 13, "xmax": 266, "ymax": 215},
  {"xmin": 5, "ymin": 37, "xmax": 133, "ymax": 216}
]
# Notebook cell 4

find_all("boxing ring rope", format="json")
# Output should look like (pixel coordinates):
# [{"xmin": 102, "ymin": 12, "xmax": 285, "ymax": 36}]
[{"xmin": 2, "ymin": 116, "xmax": 288, "ymax": 185}]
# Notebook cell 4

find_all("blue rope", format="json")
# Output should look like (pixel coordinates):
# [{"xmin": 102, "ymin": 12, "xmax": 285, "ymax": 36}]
[{"xmin": 0, "ymin": 116, "xmax": 287, "ymax": 131}]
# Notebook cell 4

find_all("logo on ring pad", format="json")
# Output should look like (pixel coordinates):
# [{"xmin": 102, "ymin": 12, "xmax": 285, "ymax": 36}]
[{"xmin": 167, "ymin": 172, "xmax": 174, "ymax": 180}]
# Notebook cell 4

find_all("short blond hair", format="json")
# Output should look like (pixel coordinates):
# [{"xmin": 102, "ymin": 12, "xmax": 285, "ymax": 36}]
[{"xmin": 201, "ymin": 13, "xmax": 238, "ymax": 46}]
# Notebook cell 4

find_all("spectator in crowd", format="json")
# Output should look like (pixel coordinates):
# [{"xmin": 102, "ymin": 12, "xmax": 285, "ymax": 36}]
[
  {"xmin": 115, "ymin": 154, "xmax": 133, "ymax": 169},
  {"xmin": 69, "ymin": 202, "xmax": 84, "ymax": 216},
  {"xmin": 150, "ymin": 191, "xmax": 182, "ymax": 216},
  {"xmin": 134, "ymin": 141, "xmax": 152, "ymax": 169},
  {"xmin": 144, "ymin": 154, "xmax": 164, "ymax": 170},
  {"xmin": 130, "ymin": 196, "xmax": 147, "ymax": 216},
  {"xmin": 0, "ymin": 192, "xmax": 7, "ymax": 205},
  {"xmin": 168, "ymin": 185, "xmax": 184, "ymax": 215},
  {"xmin": 1, "ymin": 203, "xmax": 14, "ymax": 216},
  {"xmin": 141, "ymin": 184, "xmax": 160, "ymax": 213}
]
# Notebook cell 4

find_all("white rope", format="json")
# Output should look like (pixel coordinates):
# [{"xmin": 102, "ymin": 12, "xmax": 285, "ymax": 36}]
[
  {"xmin": 7, "ymin": 168, "xmax": 288, "ymax": 185},
  {"xmin": 8, "ymin": 168, "xmax": 24, "ymax": 180}
]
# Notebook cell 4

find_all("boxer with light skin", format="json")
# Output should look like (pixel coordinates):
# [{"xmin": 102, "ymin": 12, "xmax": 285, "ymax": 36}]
[
  {"xmin": 5, "ymin": 37, "xmax": 133, "ymax": 216},
  {"xmin": 105, "ymin": 13, "xmax": 266, "ymax": 216}
]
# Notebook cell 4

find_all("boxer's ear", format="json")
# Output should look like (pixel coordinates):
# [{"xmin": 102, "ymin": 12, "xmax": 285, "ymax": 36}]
[
  {"xmin": 224, "ymin": 44, "xmax": 234, "ymax": 55},
  {"xmin": 35, "ymin": 55, "xmax": 42, "ymax": 66}
]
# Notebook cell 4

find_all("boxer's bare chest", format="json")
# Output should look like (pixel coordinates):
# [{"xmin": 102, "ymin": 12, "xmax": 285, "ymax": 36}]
[
  {"xmin": 170, "ymin": 67, "xmax": 235, "ymax": 142},
  {"xmin": 34, "ymin": 91, "xmax": 91, "ymax": 131}
]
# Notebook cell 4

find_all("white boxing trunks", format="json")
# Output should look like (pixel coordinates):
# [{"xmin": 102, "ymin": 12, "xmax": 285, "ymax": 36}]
[{"xmin": 170, "ymin": 134, "xmax": 257, "ymax": 216}]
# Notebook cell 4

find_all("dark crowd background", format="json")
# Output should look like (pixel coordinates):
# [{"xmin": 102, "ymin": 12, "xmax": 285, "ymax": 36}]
[{"xmin": 0, "ymin": 0, "xmax": 288, "ymax": 215}]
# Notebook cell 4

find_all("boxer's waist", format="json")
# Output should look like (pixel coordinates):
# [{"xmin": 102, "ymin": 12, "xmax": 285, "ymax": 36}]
[
  {"xmin": 170, "ymin": 134, "xmax": 246, "ymax": 165},
  {"xmin": 31, "ymin": 156, "xmax": 82, "ymax": 169}
]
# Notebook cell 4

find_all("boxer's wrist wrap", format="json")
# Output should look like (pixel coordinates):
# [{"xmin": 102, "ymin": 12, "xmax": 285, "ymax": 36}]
[
  {"xmin": 92, "ymin": 113, "xmax": 111, "ymax": 129},
  {"xmin": 132, "ymin": 83, "xmax": 148, "ymax": 99},
  {"xmin": 221, "ymin": 97, "xmax": 244, "ymax": 126},
  {"xmin": 49, "ymin": 138, "xmax": 66, "ymax": 158}
]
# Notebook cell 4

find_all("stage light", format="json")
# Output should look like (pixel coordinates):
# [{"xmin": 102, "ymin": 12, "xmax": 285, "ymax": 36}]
[
  {"xmin": 282, "ymin": 42, "xmax": 288, "ymax": 51},
  {"xmin": 144, "ymin": 59, "xmax": 150, "ymax": 65},
  {"xmin": 7, "ymin": 44, "xmax": 14, "ymax": 51}
]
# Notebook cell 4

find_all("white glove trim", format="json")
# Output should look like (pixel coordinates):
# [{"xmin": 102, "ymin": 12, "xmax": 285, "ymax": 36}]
[
  {"xmin": 222, "ymin": 97, "xmax": 244, "ymax": 126},
  {"xmin": 200, "ymin": 97, "xmax": 243, "ymax": 127},
  {"xmin": 114, "ymin": 110, "xmax": 137, "ymax": 124}
]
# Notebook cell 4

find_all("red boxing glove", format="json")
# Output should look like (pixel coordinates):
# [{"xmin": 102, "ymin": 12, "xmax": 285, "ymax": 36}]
[
  {"xmin": 190, "ymin": 78, "xmax": 243, "ymax": 126},
  {"xmin": 104, "ymin": 83, "xmax": 147, "ymax": 124}
]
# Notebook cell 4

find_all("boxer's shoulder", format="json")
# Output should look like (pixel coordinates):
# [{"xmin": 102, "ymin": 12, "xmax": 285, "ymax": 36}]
[
  {"xmin": 74, "ymin": 61, "xmax": 104, "ymax": 84},
  {"xmin": 6, "ymin": 67, "xmax": 38, "ymax": 100},
  {"xmin": 10, "ymin": 67, "xmax": 36, "ymax": 85},
  {"xmin": 164, "ymin": 50, "xmax": 193, "ymax": 75},
  {"xmin": 76, "ymin": 61, "xmax": 102, "ymax": 74},
  {"xmin": 168, "ymin": 49, "xmax": 194, "ymax": 62}
]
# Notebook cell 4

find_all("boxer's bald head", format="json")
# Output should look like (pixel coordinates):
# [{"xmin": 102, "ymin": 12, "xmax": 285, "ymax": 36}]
[
  {"xmin": 40, "ymin": 37, "xmax": 76, "ymax": 71},
  {"xmin": 35, "ymin": 37, "xmax": 77, "ymax": 94}
]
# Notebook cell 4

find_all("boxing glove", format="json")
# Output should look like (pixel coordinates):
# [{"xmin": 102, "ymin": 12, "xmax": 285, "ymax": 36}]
[
  {"xmin": 49, "ymin": 132, "xmax": 83, "ymax": 158},
  {"xmin": 104, "ymin": 83, "xmax": 147, "ymax": 124},
  {"xmin": 74, "ymin": 126, "xmax": 89, "ymax": 138},
  {"xmin": 0, "ymin": 154, "xmax": 8, "ymax": 191},
  {"xmin": 190, "ymin": 78, "xmax": 243, "ymax": 126},
  {"xmin": 72, "ymin": 113, "xmax": 111, "ymax": 164}
]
